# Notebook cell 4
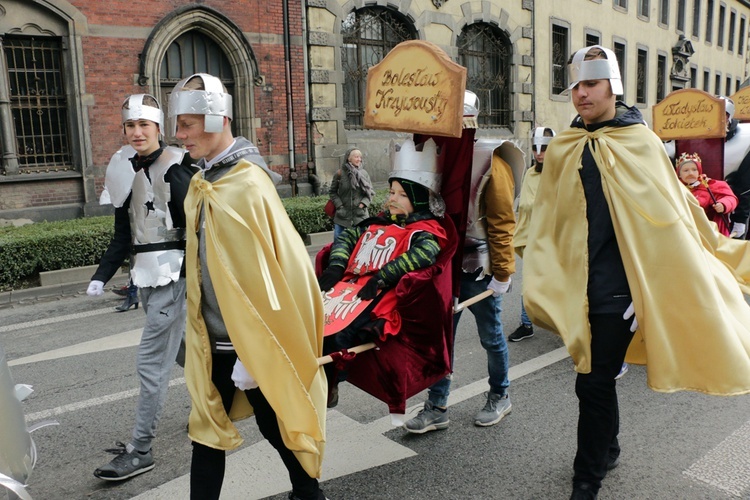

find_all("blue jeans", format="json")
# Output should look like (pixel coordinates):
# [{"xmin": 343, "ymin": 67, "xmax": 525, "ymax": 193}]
[
  {"xmin": 520, "ymin": 296, "xmax": 532, "ymax": 327},
  {"xmin": 333, "ymin": 223, "xmax": 346, "ymax": 240},
  {"xmin": 427, "ymin": 270, "xmax": 510, "ymax": 407}
]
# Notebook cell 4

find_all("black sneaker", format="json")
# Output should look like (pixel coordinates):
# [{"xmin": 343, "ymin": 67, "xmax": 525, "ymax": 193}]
[
  {"xmin": 508, "ymin": 324, "xmax": 534, "ymax": 342},
  {"xmin": 607, "ymin": 451, "xmax": 620, "ymax": 470},
  {"xmin": 327, "ymin": 384, "xmax": 339, "ymax": 408},
  {"xmin": 288, "ymin": 491, "xmax": 329, "ymax": 499},
  {"xmin": 94, "ymin": 442, "xmax": 154, "ymax": 481},
  {"xmin": 570, "ymin": 482, "xmax": 598, "ymax": 500}
]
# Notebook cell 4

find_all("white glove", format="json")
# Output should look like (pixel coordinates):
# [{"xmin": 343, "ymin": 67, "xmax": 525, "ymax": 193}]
[
  {"xmin": 730, "ymin": 222, "xmax": 746, "ymax": 239},
  {"xmin": 86, "ymin": 280, "xmax": 105, "ymax": 296},
  {"xmin": 623, "ymin": 302, "xmax": 638, "ymax": 333},
  {"xmin": 487, "ymin": 276, "xmax": 511, "ymax": 297},
  {"xmin": 231, "ymin": 358, "xmax": 259, "ymax": 390}
]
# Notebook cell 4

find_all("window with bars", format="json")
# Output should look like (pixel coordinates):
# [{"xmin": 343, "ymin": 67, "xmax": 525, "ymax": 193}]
[
  {"xmin": 4, "ymin": 35, "xmax": 71, "ymax": 172},
  {"xmin": 677, "ymin": 0, "xmax": 687, "ymax": 31},
  {"xmin": 457, "ymin": 23, "xmax": 512, "ymax": 128},
  {"xmin": 706, "ymin": 0, "xmax": 715, "ymax": 42},
  {"xmin": 639, "ymin": 0, "xmax": 650, "ymax": 19},
  {"xmin": 718, "ymin": 4, "xmax": 726, "ymax": 47},
  {"xmin": 740, "ymin": 17, "xmax": 746, "ymax": 55},
  {"xmin": 703, "ymin": 69, "xmax": 711, "ymax": 91},
  {"xmin": 614, "ymin": 41, "xmax": 627, "ymax": 100},
  {"xmin": 728, "ymin": 11, "xmax": 736, "ymax": 52},
  {"xmin": 657, "ymin": 55, "xmax": 667, "ymax": 101},
  {"xmin": 159, "ymin": 31, "xmax": 235, "ymax": 142},
  {"xmin": 659, "ymin": 0, "xmax": 669, "ymax": 25},
  {"xmin": 341, "ymin": 8, "xmax": 416, "ymax": 130},
  {"xmin": 585, "ymin": 32, "xmax": 601, "ymax": 47},
  {"xmin": 551, "ymin": 23, "xmax": 569, "ymax": 95},
  {"xmin": 637, "ymin": 49, "xmax": 648, "ymax": 104},
  {"xmin": 692, "ymin": 0, "xmax": 702, "ymax": 37}
]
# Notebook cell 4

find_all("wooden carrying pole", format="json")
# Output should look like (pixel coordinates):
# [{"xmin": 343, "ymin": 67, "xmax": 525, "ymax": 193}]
[
  {"xmin": 317, "ymin": 342, "xmax": 377, "ymax": 366},
  {"xmin": 316, "ymin": 290, "xmax": 494, "ymax": 365},
  {"xmin": 452, "ymin": 289, "xmax": 493, "ymax": 313}
]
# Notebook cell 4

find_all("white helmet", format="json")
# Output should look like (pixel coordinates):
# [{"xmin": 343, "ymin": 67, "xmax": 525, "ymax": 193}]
[
  {"xmin": 121, "ymin": 94, "xmax": 163, "ymax": 128},
  {"xmin": 563, "ymin": 45, "xmax": 623, "ymax": 96},
  {"xmin": 719, "ymin": 95, "xmax": 735, "ymax": 121},
  {"xmin": 532, "ymin": 127, "xmax": 556, "ymax": 154},
  {"xmin": 168, "ymin": 73, "xmax": 233, "ymax": 135},
  {"xmin": 464, "ymin": 90, "xmax": 480, "ymax": 117}
]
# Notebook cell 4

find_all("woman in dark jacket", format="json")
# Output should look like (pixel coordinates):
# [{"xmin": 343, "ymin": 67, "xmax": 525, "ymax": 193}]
[{"xmin": 329, "ymin": 148, "xmax": 374, "ymax": 239}]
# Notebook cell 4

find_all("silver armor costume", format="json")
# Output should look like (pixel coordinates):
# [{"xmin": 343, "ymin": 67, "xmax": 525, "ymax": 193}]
[
  {"xmin": 103, "ymin": 145, "xmax": 188, "ymax": 287},
  {"xmin": 463, "ymin": 139, "xmax": 525, "ymax": 277}
]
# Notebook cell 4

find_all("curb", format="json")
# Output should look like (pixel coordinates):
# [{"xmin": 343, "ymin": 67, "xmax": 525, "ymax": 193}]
[
  {"xmin": 0, "ymin": 276, "xmax": 131, "ymax": 307},
  {"xmin": 0, "ymin": 232, "xmax": 335, "ymax": 307}
]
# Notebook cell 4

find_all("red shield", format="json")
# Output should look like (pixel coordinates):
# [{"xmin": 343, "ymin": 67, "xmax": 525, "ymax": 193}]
[{"xmin": 322, "ymin": 280, "xmax": 377, "ymax": 336}]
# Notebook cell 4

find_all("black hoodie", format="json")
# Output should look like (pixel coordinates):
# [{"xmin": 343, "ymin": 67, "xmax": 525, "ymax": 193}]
[{"xmin": 571, "ymin": 102, "xmax": 641, "ymax": 314}]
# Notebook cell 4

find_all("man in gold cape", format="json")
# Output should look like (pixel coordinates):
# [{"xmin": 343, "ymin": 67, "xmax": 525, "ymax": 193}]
[
  {"xmin": 523, "ymin": 83, "xmax": 750, "ymax": 398},
  {"xmin": 523, "ymin": 46, "xmax": 750, "ymax": 500},
  {"xmin": 171, "ymin": 73, "xmax": 327, "ymax": 500}
]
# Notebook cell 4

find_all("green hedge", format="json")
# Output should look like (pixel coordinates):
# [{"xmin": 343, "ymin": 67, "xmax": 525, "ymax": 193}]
[
  {"xmin": 0, "ymin": 216, "xmax": 114, "ymax": 291},
  {"xmin": 0, "ymin": 189, "xmax": 389, "ymax": 291},
  {"xmin": 284, "ymin": 190, "xmax": 388, "ymax": 236}
]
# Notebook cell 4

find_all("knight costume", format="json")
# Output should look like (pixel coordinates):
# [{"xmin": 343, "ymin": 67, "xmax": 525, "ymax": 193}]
[{"xmin": 90, "ymin": 94, "xmax": 196, "ymax": 481}]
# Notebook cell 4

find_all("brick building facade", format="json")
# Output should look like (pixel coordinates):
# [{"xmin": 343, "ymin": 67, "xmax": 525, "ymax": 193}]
[
  {"xmin": 4, "ymin": 1, "xmax": 750, "ymax": 224},
  {"xmin": 0, "ymin": 0, "xmax": 311, "ymax": 222}
]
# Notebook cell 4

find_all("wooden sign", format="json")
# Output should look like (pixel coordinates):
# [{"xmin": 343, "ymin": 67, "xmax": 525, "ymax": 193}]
[
  {"xmin": 652, "ymin": 89, "xmax": 726, "ymax": 140},
  {"xmin": 729, "ymin": 86, "xmax": 750, "ymax": 121},
  {"xmin": 364, "ymin": 40, "xmax": 466, "ymax": 138}
]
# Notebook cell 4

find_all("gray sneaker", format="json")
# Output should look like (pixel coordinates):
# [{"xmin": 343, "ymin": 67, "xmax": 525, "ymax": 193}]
[
  {"xmin": 403, "ymin": 401, "xmax": 449, "ymax": 434},
  {"xmin": 474, "ymin": 392, "xmax": 511, "ymax": 427},
  {"xmin": 94, "ymin": 442, "xmax": 154, "ymax": 481}
]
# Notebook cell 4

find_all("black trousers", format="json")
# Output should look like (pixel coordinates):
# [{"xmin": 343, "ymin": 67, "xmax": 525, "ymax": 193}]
[
  {"xmin": 190, "ymin": 352, "xmax": 320, "ymax": 500},
  {"xmin": 572, "ymin": 313, "xmax": 635, "ymax": 490},
  {"xmin": 322, "ymin": 297, "xmax": 383, "ymax": 385}
]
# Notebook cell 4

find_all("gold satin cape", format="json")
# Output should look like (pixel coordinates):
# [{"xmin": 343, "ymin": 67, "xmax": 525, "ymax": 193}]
[
  {"xmin": 184, "ymin": 160, "xmax": 327, "ymax": 477},
  {"xmin": 523, "ymin": 123, "xmax": 750, "ymax": 396},
  {"xmin": 513, "ymin": 167, "xmax": 542, "ymax": 256}
]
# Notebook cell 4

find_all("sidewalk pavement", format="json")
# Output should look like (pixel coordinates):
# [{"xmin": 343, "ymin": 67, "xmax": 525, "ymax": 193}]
[{"xmin": 0, "ymin": 232, "xmax": 334, "ymax": 308}]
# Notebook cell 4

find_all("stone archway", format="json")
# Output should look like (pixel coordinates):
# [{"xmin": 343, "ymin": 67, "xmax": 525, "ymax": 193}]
[{"xmin": 137, "ymin": 5, "xmax": 262, "ymax": 142}]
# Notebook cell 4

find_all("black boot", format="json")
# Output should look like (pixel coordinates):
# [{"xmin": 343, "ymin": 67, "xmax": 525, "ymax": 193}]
[{"xmin": 115, "ymin": 289, "xmax": 139, "ymax": 312}]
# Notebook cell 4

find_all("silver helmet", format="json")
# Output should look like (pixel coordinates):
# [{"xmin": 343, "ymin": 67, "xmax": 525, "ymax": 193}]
[
  {"xmin": 532, "ymin": 127, "xmax": 556, "ymax": 154},
  {"xmin": 168, "ymin": 73, "xmax": 233, "ymax": 135},
  {"xmin": 563, "ymin": 45, "xmax": 623, "ymax": 96},
  {"xmin": 121, "ymin": 94, "xmax": 163, "ymax": 128}
]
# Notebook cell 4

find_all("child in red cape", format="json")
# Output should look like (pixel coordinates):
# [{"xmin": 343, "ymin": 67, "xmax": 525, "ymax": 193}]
[{"xmin": 676, "ymin": 152, "xmax": 738, "ymax": 236}]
